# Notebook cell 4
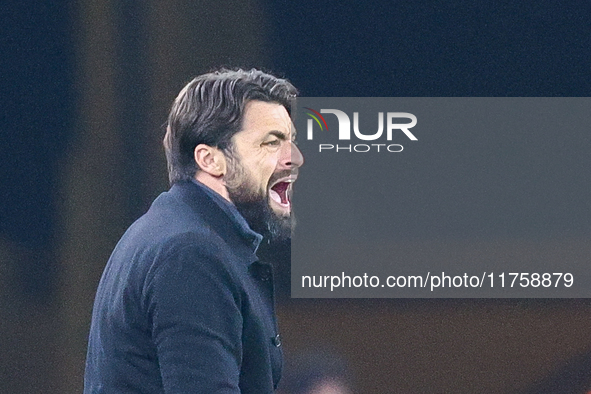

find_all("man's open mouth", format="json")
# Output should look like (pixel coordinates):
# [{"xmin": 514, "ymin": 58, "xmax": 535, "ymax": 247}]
[{"xmin": 269, "ymin": 179, "xmax": 294, "ymax": 208}]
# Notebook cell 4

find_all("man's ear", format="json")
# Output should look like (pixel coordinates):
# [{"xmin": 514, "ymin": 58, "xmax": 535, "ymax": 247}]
[{"xmin": 194, "ymin": 144, "xmax": 227, "ymax": 177}]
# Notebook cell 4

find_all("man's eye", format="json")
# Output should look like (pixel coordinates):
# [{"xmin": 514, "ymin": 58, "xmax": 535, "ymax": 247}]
[{"xmin": 263, "ymin": 139, "xmax": 280, "ymax": 146}]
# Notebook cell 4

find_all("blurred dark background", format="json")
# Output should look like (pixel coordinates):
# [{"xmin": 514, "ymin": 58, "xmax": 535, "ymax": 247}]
[{"xmin": 2, "ymin": 0, "xmax": 591, "ymax": 392}]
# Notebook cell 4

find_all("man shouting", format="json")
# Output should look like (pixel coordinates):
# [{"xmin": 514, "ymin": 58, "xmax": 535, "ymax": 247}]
[{"xmin": 84, "ymin": 68, "xmax": 304, "ymax": 393}]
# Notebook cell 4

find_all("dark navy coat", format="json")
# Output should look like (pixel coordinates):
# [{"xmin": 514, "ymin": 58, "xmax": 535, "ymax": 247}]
[{"xmin": 84, "ymin": 180, "xmax": 282, "ymax": 393}]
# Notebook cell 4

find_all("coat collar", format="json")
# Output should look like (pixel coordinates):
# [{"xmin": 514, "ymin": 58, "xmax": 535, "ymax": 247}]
[{"xmin": 169, "ymin": 180, "xmax": 263, "ymax": 257}]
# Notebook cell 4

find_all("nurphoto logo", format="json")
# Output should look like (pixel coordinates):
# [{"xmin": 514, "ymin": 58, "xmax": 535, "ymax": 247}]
[{"xmin": 304, "ymin": 108, "xmax": 418, "ymax": 153}]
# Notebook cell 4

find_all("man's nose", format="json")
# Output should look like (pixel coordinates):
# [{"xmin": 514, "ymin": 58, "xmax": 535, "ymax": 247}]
[{"xmin": 280, "ymin": 141, "xmax": 304, "ymax": 168}]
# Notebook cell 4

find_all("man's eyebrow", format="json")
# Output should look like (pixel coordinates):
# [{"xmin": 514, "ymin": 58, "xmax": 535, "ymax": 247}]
[{"xmin": 267, "ymin": 130, "xmax": 288, "ymax": 140}]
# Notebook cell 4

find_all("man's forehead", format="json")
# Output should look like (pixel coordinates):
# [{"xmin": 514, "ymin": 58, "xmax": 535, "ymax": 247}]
[{"xmin": 240, "ymin": 100, "xmax": 295, "ymax": 137}]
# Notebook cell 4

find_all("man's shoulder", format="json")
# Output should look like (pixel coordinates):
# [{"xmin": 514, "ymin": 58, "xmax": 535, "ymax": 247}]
[
  {"xmin": 100, "ymin": 211, "xmax": 238, "ymax": 306},
  {"xmin": 104, "ymin": 187, "xmax": 213, "ymax": 267},
  {"xmin": 131, "ymin": 181, "xmax": 258, "ymax": 260},
  {"xmin": 116, "ymin": 206, "xmax": 221, "ymax": 266},
  {"xmin": 128, "ymin": 182, "xmax": 215, "ymax": 240},
  {"xmin": 103, "ymin": 181, "xmax": 254, "ymax": 290}
]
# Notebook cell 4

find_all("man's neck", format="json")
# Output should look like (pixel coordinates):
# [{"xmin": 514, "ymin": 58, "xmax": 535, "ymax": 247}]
[{"xmin": 194, "ymin": 172, "xmax": 231, "ymax": 202}]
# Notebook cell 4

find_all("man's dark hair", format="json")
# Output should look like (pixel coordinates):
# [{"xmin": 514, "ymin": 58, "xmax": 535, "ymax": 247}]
[{"xmin": 163, "ymin": 68, "xmax": 298, "ymax": 184}]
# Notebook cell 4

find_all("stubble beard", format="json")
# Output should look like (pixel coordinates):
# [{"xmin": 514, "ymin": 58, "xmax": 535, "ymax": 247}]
[{"xmin": 224, "ymin": 155, "xmax": 294, "ymax": 242}]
